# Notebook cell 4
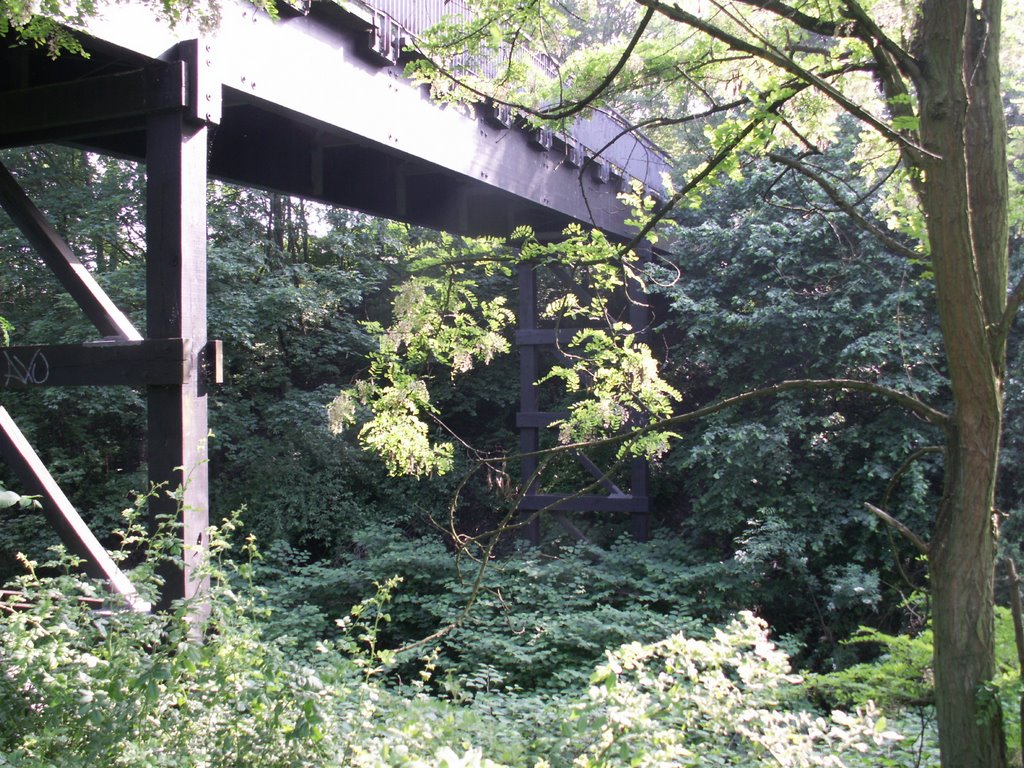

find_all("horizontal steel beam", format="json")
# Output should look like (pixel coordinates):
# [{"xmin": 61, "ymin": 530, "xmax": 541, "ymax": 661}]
[
  {"xmin": 516, "ymin": 410, "xmax": 570, "ymax": 428},
  {"xmin": 60, "ymin": 1, "xmax": 668, "ymax": 239},
  {"xmin": 0, "ymin": 340, "xmax": 195, "ymax": 389},
  {"xmin": 519, "ymin": 493, "xmax": 649, "ymax": 513},
  {"xmin": 515, "ymin": 328, "xmax": 584, "ymax": 346},
  {"xmin": 0, "ymin": 63, "xmax": 187, "ymax": 147}
]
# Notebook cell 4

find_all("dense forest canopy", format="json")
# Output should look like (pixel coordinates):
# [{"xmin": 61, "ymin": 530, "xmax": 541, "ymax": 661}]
[{"xmin": 0, "ymin": 0, "xmax": 1023, "ymax": 765}]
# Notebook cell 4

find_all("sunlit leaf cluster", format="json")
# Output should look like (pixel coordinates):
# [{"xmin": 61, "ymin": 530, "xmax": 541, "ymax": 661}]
[{"xmin": 328, "ymin": 235, "xmax": 517, "ymax": 477}]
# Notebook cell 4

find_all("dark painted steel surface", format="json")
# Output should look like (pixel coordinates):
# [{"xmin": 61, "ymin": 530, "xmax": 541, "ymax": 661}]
[{"xmin": 0, "ymin": 0, "xmax": 669, "ymax": 240}]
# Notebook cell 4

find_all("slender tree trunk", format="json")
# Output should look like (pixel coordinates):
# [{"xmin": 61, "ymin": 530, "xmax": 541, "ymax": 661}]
[
  {"xmin": 931, "ymin": 421, "xmax": 1005, "ymax": 767},
  {"xmin": 918, "ymin": 1, "xmax": 1009, "ymax": 765}
]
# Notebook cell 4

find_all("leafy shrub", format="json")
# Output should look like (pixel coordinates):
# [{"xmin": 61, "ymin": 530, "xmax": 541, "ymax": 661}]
[
  {"xmin": 567, "ymin": 612, "xmax": 903, "ymax": 767},
  {"xmin": 810, "ymin": 604, "xmax": 1024, "ymax": 765},
  {"xmin": 0, "ymin": 513, "xmax": 944, "ymax": 768},
  {"xmin": 253, "ymin": 525, "xmax": 750, "ymax": 692}
]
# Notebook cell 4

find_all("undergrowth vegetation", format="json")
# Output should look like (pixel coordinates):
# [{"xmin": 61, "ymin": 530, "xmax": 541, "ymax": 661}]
[{"xmin": 0, "ymin": 509, "xmax": 984, "ymax": 767}]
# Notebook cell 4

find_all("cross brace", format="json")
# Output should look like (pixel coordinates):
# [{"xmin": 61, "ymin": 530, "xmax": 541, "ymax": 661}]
[
  {"xmin": 516, "ymin": 250, "xmax": 652, "ymax": 544},
  {"xmin": 0, "ymin": 407, "xmax": 150, "ymax": 612},
  {"xmin": 0, "ymin": 162, "xmax": 142, "ymax": 340}
]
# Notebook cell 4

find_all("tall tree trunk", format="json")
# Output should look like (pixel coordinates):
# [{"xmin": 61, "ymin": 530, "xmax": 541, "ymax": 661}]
[{"xmin": 918, "ymin": 1, "xmax": 1009, "ymax": 765}]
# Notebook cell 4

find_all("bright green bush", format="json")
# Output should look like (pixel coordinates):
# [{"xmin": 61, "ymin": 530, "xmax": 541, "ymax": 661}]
[
  {"xmin": 253, "ymin": 525, "xmax": 743, "ymax": 692},
  {"xmin": 567, "ymin": 612, "xmax": 903, "ymax": 767}
]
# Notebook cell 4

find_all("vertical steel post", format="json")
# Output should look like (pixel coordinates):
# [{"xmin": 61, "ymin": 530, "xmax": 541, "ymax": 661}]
[
  {"xmin": 518, "ymin": 259, "xmax": 541, "ymax": 545},
  {"xmin": 145, "ymin": 60, "xmax": 210, "ymax": 608}
]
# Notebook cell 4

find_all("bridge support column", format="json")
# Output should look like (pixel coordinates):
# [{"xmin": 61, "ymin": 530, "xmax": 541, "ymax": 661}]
[
  {"xmin": 516, "ymin": 243, "xmax": 651, "ymax": 545},
  {"xmin": 145, "ymin": 85, "xmax": 211, "ymax": 609},
  {"xmin": 518, "ymin": 260, "xmax": 541, "ymax": 545}
]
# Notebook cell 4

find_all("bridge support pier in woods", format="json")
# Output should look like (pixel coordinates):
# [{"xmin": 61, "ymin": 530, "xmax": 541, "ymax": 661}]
[
  {"xmin": 144, "ymin": 63, "xmax": 214, "ymax": 608},
  {"xmin": 0, "ymin": 41, "xmax": 219, "ymax": 610},
  {"xmin": 1, "ymin": 1, "xmax": 668, "ymax": 608},
  {"xmin": 516, "ymin": 242, "xmax": 652, "ymax": 545}
]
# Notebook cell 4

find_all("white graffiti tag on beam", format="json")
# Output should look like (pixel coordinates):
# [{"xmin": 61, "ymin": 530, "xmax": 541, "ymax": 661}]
[{"xmin": 3, "ymin": 348, "xmax": 50, "ymax": 387}]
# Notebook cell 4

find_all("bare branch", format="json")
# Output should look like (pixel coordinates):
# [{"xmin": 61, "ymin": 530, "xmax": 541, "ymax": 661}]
[
  {"xmin": 767, "ymin": 151, "xmax": 922, "ymax": 261},
  {"xmin": 864, "ymin": 502, "xmax": 930, "ymax": 555},
  {"xmin": 882, "ymin": 445, "xmax": 944, "ymax": 510},
  {"xmin": 839, "ymin": 0, "xmax": 922, "ymax": 85},
  {"xmin": 732, "ymin": 0, "xmax": 848, "ymax": 37},
  {"xmin": 581, "ymin": 57, "xmax": 873, "ymax": 176}
]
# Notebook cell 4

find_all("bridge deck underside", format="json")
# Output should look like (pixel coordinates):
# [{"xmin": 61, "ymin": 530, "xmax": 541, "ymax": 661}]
[{"xmin": 0, "ymin": 1, "xmax": 667, "ymax": 239}]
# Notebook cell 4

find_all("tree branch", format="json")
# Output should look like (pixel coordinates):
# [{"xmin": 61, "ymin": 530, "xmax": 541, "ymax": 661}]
[
  {"xmin": 767, "ymin": 151, "xmax": 922, "ymax": 261},
  {"xmin": 526, "ymin": 377, "xmax": 949, "ymax": 459},
  {"xmin": 882, "ymin": 445, "xmax": 945, "ymax": 510},
  {"xmin": 732, "ymin": 0, "xmax": 848, "ymax": 37},
  {"xmin": 994, "ymin": 271, "xmax": 1024, "ymax": 351},
  {"xmin": 411, "ymin": 5, "xmax": 655, "ymax": 125},
  {"xmin": 610, "ymin": 105, "xmax": 788, "ymax": 256},
  {"xmin": 533, "ymin": 5, "xmax": 656, "ymax": 121},
  {"xmin": 869, "ymin": 444, "xmax": 943, "ymax": 579},
  {"xmin": 839, "ymin": 0, "xmax": 922, "ymax": 84},
  {"xmin": 637, "ymin": 0, "xmax": 937, "ymax": 158},
  {"xmin": 864, "ymin": 502, "xmax": 930, "ymax": 555}
]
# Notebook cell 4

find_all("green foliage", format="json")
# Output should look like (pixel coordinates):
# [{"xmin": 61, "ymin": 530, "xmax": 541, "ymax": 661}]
[
  {"xmin": 812, "ymin": 625, "xmax": 935, "ymax": 712},
  {"xmin": 810, "ymin": 604, "xmax": 1024, "ymax": 763},
  {"xmin": 339, "ymin": 220, "xmax": 683, "ymax": 477},
  {"xmin": 0, "ymin": 0, "xmax": 95, "ymax": 56},
  {"xmin": 0, "ymin": 516, "xmax": 348, "ymax": 767},
  {"xmin": 328, "ymin": 234, "xmax": 518, "ymax": 477},
  {"xmin": 0, "ymin": 486, "xmax": 39, "ymax": 511},
  {"xmin": 568, "ymin": 612, "xmax": 903, "ymax": 767},
  {"xmin": 541, "ymin": 326, "xmax": 680, "ymax": 456},
  {"xmin": 0, "ymin": 0, "xmax": 278, "ymax": 57},
  {"xmin": 645, "ymin": 154, "xmax": 945, "ymax": 661},
  {"xmin": 253, "ymin": 524, "xmax": 779, "ymax": 695},
  {"xmin": 0, "ymin": 516, "xmax": 933, "ymax": 768}
]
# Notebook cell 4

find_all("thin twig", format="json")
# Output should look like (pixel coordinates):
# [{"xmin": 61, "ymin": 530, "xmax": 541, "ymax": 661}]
[
  {"xmin": 638, "ymin": 0, "xmax": 936, "ymax": 158},
  {"xmin": 768, "ymin": 152, "xmax": 921, "ymax": 261}
]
